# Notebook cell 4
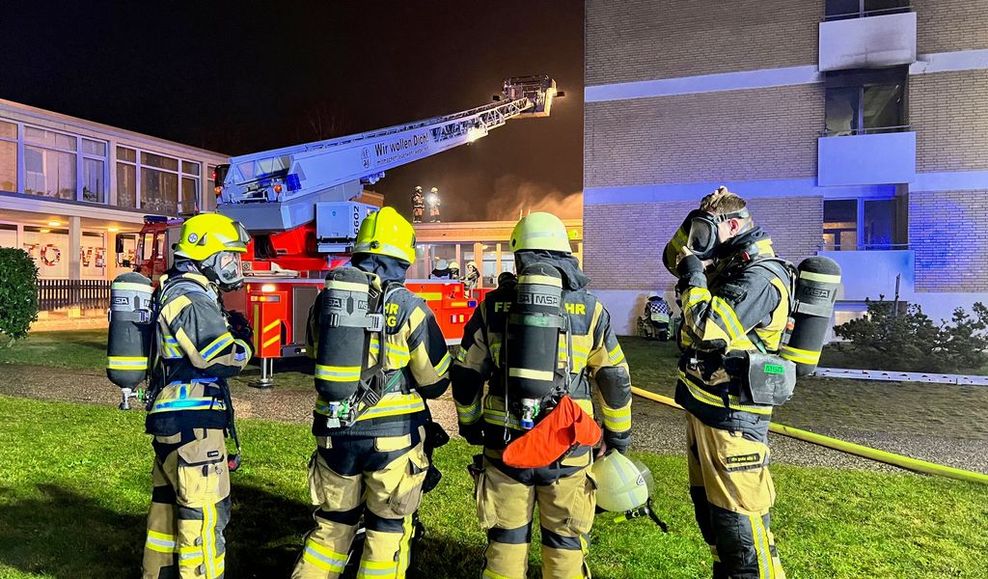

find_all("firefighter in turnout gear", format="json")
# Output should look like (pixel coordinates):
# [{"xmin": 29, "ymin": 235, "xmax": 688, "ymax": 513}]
[
  {"xmin": 452, "ymin": 212, "xmax": 632, "ymax": 579},
  {"xmin": 142, "ymin": 213, "xmax": 253, "ymax": 579},
  {"xmin": 427, "ymin": 187, "xmax": 441, "ymax": 222},
  {"xmin": 463, "ymin": 261, "xmax": 481, "ymax": 291},
  {"xmin": 666, "ymin": 187, "xmax": 792, "ymax": 579},
  {"xmin": 411, "ymin": 186, "xmax": 425, "ymax": 224},
  {"xmin": 293, "ymin": 207, "xmax": 451, "ymax": 579}
]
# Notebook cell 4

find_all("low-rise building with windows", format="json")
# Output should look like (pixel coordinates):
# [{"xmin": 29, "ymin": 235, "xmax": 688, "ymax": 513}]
[
  {"xmin": 0, "ymin": 99, "xmax": 227, "ymax": 325},
  {"xmin": 584, "ymin": 0, "xmax": 988, "ymax": 334}
]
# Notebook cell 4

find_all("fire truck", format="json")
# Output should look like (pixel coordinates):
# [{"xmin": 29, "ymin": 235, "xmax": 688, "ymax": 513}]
[{"xmin": 130, "ymin": 76, "xmax": 559, "ymax": 385}]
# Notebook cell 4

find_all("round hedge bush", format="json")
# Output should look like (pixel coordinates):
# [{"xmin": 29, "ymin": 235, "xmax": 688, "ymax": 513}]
[{"xmin": 0, "ymin": 247, "xmax": 39, "ymax": 344}]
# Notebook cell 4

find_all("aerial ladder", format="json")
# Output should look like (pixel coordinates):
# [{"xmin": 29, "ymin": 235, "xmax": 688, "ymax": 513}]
[{"xmin": 137, "ymin": 76, "xmax": 560, "ymax": 386}]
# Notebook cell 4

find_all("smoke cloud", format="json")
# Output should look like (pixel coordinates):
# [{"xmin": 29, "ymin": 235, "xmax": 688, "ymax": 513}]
[{"xmin": 482, "ymin": 175, "xmax": 582, "ymax": 221}]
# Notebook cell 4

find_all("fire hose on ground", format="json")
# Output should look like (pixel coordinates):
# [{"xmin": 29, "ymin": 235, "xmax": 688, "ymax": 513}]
[{"xmin": 631, "ymin": 386, "xmax": 988, "ymax": 486}]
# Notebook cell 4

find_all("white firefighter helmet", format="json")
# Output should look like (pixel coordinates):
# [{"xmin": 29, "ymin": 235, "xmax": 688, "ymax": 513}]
[{"xmin": 592, "ymin": 452, "xmax": 653, "ymax": 513}]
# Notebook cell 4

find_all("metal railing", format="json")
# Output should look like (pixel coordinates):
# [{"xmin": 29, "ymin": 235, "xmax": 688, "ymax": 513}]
[
  {"xmin": 820, "ymin": 124, "xmax": 911, "ymax": 137},
  {"xmin": 819, "ymin": 242, "xmax": 910, "ymax": 251},
  {"xmin": 823, "ymin": 3, "xmax": 912, "ymax": 21},
  {"xmin": 37, "ymin": 279, "xmax": 112, "ymax": 311}
]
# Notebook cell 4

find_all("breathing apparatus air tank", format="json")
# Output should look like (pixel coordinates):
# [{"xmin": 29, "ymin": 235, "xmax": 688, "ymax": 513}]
[
  {"xmin": 315, "ymin": 267, "xmax": 378, "ymax": 419},
  {"xmin": 781, "ymin": 257, "xmax": 842, "ymax": 376},
  {"xmin": 506, "ymin": 263, "xmax": 564, "ymax": 429},
  {"xmin": 106, "ymin": 272, "xmax": 154, "ymax": 390}
]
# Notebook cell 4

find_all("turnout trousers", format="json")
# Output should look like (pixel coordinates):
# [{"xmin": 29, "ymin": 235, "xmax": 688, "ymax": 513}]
[
  {"xmin": 686, "ymin": 413, "xmax": 785, "ymax": 579},
  {"xmin": 475, "ymin": 451, "xmax": 596, "ymax": 579},
  {"xmin": 293, "ymin": 427, "xmax": 430, "ymax": 579},
  {"xmin": 142, "ymin": 428, "xmax": 231, "ymax": 579}
]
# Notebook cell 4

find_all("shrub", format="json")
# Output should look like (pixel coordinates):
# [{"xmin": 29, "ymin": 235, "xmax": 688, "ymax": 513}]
[
  {"xmin": 939, "ymin": 302, "xmax": 988, "ymax": 371},
  {"xmin": 833, "ymin": 298, "xmax": 988, "ymax": 373},
  {"xmin": 0, "ymin": 248, "xmax": 39, "ymax": 346}
]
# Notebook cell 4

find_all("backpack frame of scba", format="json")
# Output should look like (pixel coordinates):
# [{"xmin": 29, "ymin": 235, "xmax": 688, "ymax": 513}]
[
  {"xmin": 725, "ymin": 255, "xmax": 842, "ymax": 407},
  {"xmin": 313, "ymin": 266, "xmax": 405, "ymax": 429},
  {"xmin": 499, "ymin": 262, "xmax": 588, "ymax": 435}
]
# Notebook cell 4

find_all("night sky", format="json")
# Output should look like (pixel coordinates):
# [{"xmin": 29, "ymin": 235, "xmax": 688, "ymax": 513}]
[{"xmin": 0, "ymin": 1, "xmax": 584, "ymax": 221}]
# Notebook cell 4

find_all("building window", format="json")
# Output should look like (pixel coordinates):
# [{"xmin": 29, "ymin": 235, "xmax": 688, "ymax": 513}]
[
  {"xmin": 142, "ymin": 166, "xmax": 179, "ymax": 214},
  {"xmin": 19, "ymin": 126, "xmax": 108, "ymax": 203},
  {"xmin": 81, "ymin": 231, "xmax": 107, "ymax": 278},
  {"xmin": 823, "ymin": 200, "xmax": 857, "ymax": 250},
  {"xmin": 0, "ymin": 223, "xmax": 18, "ymax": 248},
  {"xmin": 824, "ymin": 69, "xmax": 906, "ymax": 136},
  {"xmin": 823, "ymin": 198, "xmax": 902, "ymax": 251},
  {"xmin": 181, "ymin": 176, "xmax": 200, "ymax": 212},
  {"xmin": 122, "ymin": 148, "xmax": 201, "ymax": 215},
  {"xmin": 825, "ymin": 0, "xmax": 910, "ymax": 20},
  {"xmin": 0, "ymin": 120, "xmax": 16, "ymax": 192},
  {"xmin": 22, "ymin": 226, "xmax": 71, "ymax": 278},
  {"xmin": 116, "ymin": 146, "xmax": 137, "ymax": 209},
  {"xmin": 181, "ymin": 160, "xmax": 201, "ymax": 213},
  {"xmin": 24, "ymin": 126, "xmax": 77, "ymax": 200},
  {"xmin": 81, "ymin": 139, "xmax": 107, "ymax": 203}
]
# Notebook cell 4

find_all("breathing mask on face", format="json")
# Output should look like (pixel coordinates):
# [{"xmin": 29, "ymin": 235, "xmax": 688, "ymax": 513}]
[
  {"xmin": 201, "ymin": 250, "xmax": 245, "ymax": 291},
  {"xmin": 685, "ymin": 208, "xmax": 750, "ymax": 261}
]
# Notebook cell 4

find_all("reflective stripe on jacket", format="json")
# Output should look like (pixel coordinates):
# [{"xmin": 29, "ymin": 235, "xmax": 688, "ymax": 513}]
[{"xmin": 146, "ymin": 271, "xmax": 251, "ymax": 435}]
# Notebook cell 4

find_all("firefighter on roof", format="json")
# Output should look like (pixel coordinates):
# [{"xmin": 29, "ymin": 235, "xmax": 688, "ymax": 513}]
[
  {"xmin": 293, "ymin": 206, "xmax": 451, "ymax": 579},
  {"xmin": 427, "ymin": 187, "xmax": 441, "ymax": 222},
  {"xmin": 138, "ymin": 212, "xmax": 253, "ymax": 579},
  {"xmin": 452, "ymin": 211, "xmax": 632, "ymax": 578},
  {"xmin": 411, "ymin": 186, "xmax": 425, "ymax": 224}
]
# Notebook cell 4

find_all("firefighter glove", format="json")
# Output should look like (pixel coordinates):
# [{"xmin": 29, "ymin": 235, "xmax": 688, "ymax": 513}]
[
  {"xmin": 676, "ymin": 254, "xmax": 706, "ymax": 293},
  {"xmin": 604, "ymin": 430, "xmax": 631, "ymax": 454},
  {"xmin": 227, "ymin": 311, "xmax": 253, "ymax": 344},
  {"xmin": 459, "ymin": 421, "xmax": 485, "ymax": 446},
  {"xmin": 676, "ymin": 253, "xmax": 705, "ymax": 278}
]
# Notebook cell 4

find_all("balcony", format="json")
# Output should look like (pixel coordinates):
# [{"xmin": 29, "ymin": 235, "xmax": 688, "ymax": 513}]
[
  {"xmin": 818, "ymin": 130, "xmax": 915, "ymax": 186},
  {"xmin": 819, "ymin": 10, "xmax": 916, "ymax": 72},
  {"xmin": 818, "ymin": 249, "xmax": 914, "ymax": 301}
]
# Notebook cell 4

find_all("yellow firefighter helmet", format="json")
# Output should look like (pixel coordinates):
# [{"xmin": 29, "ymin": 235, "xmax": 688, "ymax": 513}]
[
  {"xmin": 592, "ymin": 452, "xmax": 653, "ymax": 513},
  {"xmin": 173, "ymin": 213, "xmax": 249, "ymax": 262},
  {"xmin": 510, "ymin": 212, "xmax": 571, "ymax": 254},
  {"xmin": 353, "ymin": 206, "xmax": 417, "ymax": 265}
]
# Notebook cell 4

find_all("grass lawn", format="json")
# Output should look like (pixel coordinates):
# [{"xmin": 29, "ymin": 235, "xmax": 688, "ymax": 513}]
[
  {"xmin": 0, "ymin": 330, "xmax": 107, "ymax": 370},
  {"xmin": 0, "ymin": 394, "xmax": 986, "ymax": 579}
]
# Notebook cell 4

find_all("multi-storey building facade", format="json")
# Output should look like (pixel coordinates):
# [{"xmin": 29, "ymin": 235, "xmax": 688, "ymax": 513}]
[{"xmin": 584, "ymin": 0, "xmax": 988, "ymax": 334}]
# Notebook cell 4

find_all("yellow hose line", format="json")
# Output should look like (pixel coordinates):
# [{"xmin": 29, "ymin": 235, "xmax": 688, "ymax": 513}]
[{"xmin": 631, "ymin": 386, "xmax": 988, "ymax": 486}]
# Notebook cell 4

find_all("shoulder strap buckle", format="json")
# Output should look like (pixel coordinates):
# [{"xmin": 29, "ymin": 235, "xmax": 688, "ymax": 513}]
[{"xmin": 365, "ymin": 313, "xmax": 385, "ymax": 332}]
